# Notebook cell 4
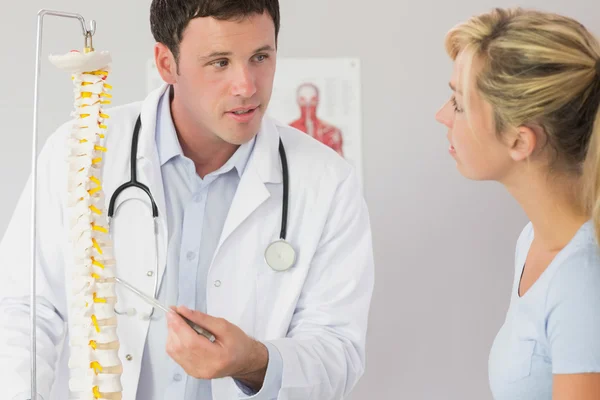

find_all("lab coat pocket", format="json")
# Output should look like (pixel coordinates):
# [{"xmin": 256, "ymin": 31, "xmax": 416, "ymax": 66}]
[{"xmin": 506, "ymin": 339, "xmax": 536, "ymax": 382}]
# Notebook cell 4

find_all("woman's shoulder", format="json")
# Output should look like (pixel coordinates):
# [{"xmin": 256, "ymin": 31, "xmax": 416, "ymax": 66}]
[{"xmin": 546, "ymin": 221, "xmax": 600, "ymax": 306}]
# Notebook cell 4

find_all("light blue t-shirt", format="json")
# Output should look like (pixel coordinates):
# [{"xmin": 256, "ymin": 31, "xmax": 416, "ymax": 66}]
[{"xmin": 489, "ymin": 220, "xmax": 600, "ymax": 399}]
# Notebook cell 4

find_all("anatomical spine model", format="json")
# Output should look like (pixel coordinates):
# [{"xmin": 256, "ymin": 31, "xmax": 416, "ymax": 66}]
[{"xmin": 49, "ymin": 43, "xmax": 123, "ymax": 400}]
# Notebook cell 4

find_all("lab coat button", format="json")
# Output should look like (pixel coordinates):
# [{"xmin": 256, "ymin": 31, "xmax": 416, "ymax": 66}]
[
  {"xmin": 173, "ymin": 373, "xmax": 182, "ymax": 382},
  {"xmin": 186, "ymin": 251, "xmax": 196, "ymax": 261},
  {"xmin": 214, "ymin": 280, "xmax": 222, "ymax": 287},
  {"xmin": 125, "ymin": 354, "xmax": 133, "ymax": 361},
  {"xmin": 147, "ymin": 271, "xmax": 154, "ymax": 277}
]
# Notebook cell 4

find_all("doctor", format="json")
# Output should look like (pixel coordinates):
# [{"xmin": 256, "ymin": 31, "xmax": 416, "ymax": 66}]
[{"xmin": 0, "ymin": 0, "xmax": 374, "ymax": 399}]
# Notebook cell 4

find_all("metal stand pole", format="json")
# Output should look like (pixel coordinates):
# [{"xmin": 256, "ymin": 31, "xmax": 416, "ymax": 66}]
[{"xmin": 31, "ymin": 10, "xmax": 96, "ymax": 398}]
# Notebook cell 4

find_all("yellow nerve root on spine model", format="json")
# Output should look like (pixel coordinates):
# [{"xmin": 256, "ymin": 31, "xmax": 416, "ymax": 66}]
[{"xmin": 49, "ymin": 40, "xmax": 122, "ymax": 400}]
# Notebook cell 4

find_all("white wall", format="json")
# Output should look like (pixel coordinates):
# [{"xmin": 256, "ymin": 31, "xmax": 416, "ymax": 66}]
[{"xmin": 1, "ymin": 0, "xmax": 597, "ymax": 399}]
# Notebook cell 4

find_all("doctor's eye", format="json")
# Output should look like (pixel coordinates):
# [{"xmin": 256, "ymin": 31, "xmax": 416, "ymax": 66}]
[
  {"xmin": 253, "ymin": 54, "xmax": 269, "ymax": 63},
  {"xmin": 210, "ymin": 59, "xmax": 229, "ymax": 69}
]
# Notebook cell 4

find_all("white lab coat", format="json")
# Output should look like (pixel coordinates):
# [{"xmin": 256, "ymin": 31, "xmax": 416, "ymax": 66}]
[{"xmin": 0, "ymin": 85, "xmax": 374, "ymax": 400}]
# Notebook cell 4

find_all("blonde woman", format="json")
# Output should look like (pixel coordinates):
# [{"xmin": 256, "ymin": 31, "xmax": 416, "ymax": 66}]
[{"xmin": 436, "ymin": 8, "xmax": 600, "ymax": 400}]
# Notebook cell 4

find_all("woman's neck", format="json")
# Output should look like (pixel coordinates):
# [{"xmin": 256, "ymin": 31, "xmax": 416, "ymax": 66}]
[{"xmin": 503, "ymin": 169, "xmax": 588, "ymax": 251}]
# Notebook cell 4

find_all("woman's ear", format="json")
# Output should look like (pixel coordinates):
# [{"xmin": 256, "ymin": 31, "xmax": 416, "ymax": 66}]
[{"xmin": 507, "ymin": 125, "xmax": 538, "ymax": 162}]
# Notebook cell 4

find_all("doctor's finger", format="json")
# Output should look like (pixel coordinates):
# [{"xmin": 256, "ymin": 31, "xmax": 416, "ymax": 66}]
[
  {"xmin": 176, "ymin": 306, "xmax": 229, "ymax": 336},
  {"xmin": 166, "ymin": 320, "xmax": 210, "ymax": 361},
  {"xmin": 166, "ymin": 310, "xmax": 195, "ymax": 337},
  {"xmin": 167, "ymin": 311, "xmax": 215, "ymax": 349}
]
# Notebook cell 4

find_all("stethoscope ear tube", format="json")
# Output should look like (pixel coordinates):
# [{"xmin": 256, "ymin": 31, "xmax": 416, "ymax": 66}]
[
  {"xmin": 278, "ymin": 139, "xmax": 289, "ymax": 240},
  {"xmin": 108, "ymin": 116, "xmax": 158, "ymax": 219}
]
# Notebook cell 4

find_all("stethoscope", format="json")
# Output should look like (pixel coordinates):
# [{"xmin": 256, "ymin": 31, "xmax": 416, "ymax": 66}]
[{"xmin": 108, "ymin": 115, "xmax": 296, "ymax": 319}]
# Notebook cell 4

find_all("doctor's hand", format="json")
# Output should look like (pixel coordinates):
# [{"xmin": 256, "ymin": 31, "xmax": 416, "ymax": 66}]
[{"xmin": 166, "ymin": 306, "xmax": 269, "ymax": 391}]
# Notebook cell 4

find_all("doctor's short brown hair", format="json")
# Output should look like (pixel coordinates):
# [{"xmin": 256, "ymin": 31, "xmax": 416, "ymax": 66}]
[{"xmin": 150, "ymin": 0, "xmax": 280, "ymax": 64}]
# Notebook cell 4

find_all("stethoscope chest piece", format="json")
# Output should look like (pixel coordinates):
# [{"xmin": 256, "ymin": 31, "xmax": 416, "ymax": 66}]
[{"xmin": 265, "ymin": 239, "xmax": 296, "ymax": 272}]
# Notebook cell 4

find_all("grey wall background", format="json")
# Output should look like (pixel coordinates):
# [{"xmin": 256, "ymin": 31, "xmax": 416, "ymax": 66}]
[{"xmin": 1, "ymin": 0, "xmax": 596, "ymax": 399}]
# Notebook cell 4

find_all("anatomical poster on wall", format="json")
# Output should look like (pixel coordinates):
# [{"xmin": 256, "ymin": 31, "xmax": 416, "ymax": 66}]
[
  {"xmin": 267, "ymin": 58, "xmax": 363, "ymax": 186},
  {"xmin": 146, "ymin": 57, "xmax": 364, "ymax": 185}
]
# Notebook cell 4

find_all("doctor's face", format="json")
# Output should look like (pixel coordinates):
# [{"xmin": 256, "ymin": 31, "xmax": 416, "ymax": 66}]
[
  {"xmin": 435, "ymin": 51, "xmax": 514, "ymax": 181},
  {"xmin": 162, "ymin": 12, "xmax": 277, "ymax": 145}
]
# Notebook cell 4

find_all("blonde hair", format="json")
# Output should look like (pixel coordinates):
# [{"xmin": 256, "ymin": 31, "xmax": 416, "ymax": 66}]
[{"xmin": 444, "ymin": 8, "xmax": 600, "ymax": 239}]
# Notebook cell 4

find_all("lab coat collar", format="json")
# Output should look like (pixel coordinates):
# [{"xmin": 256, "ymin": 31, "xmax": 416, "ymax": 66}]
[
  {"xmin": 214, "ymin": 105, "xmax": 284, "ymax": 254},
  {"xmin": 252, "ymin": 115, "xmax": 283, "ymax": 185},
  {"xmin": 138, "ymin": 84, "xmax": 168, "ymax": 162},
  {"xmin": 155, "ymin": 86, "xmax": 180, "ymax": 167}
]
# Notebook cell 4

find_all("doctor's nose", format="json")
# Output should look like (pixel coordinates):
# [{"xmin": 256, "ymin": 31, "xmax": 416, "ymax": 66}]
[{"xmin": 230, "ymin": 66, "xmax": 257, "ymax": 98}]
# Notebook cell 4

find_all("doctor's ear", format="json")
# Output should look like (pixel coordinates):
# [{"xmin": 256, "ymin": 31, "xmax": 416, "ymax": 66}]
[
  {"xmin": 507, "ymin": 125, "xmax": 538, "ymax": 162},
  {"xmin": 154, "ymin": 43, "xmax": 178, "ymax": 85}
]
